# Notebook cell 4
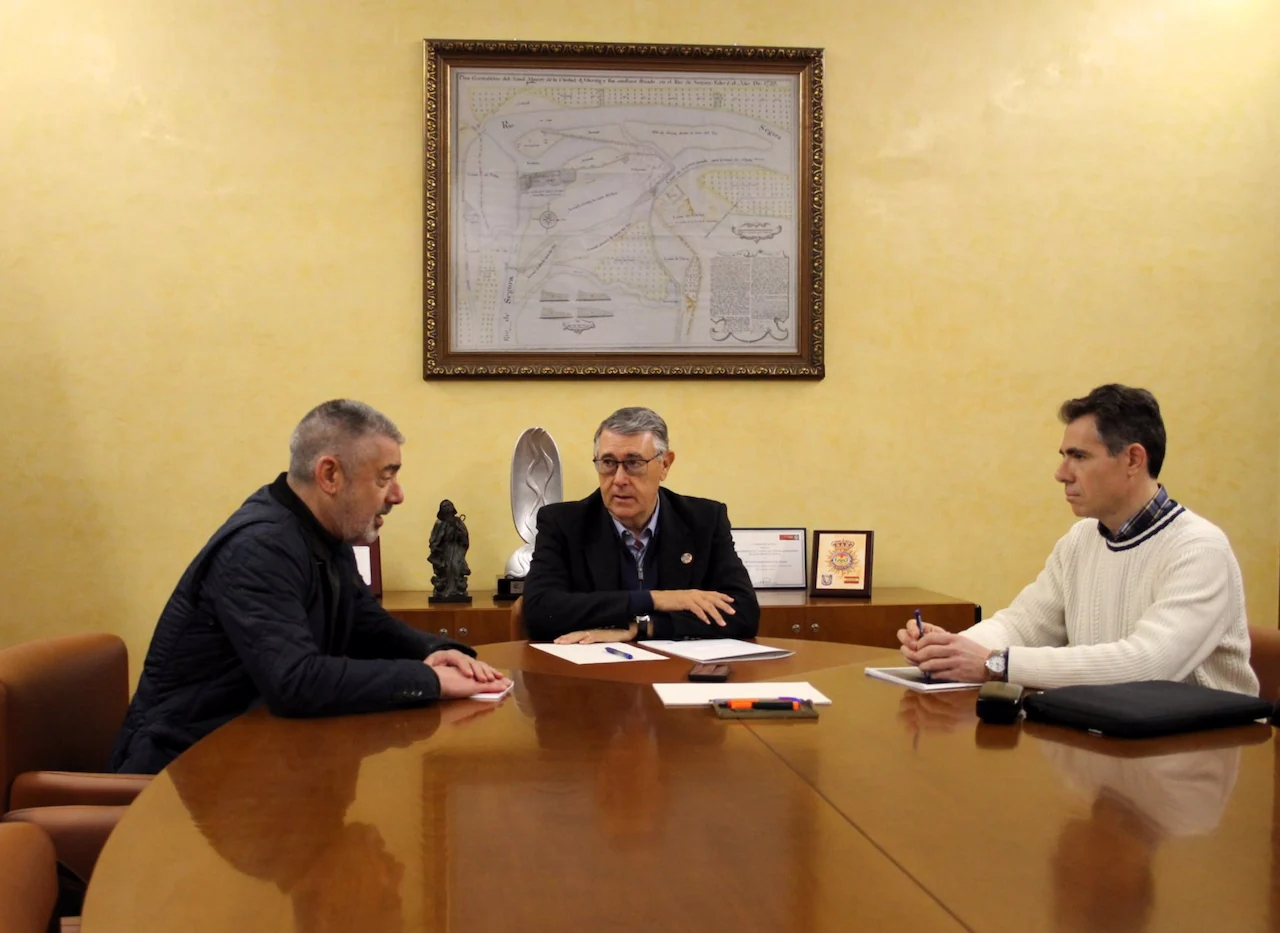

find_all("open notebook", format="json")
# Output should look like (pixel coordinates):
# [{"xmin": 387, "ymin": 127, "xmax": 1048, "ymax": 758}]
[
  {"xmin": 864, "ymin": 666, "xmax": 982, "ymax": 693},
  {"xmin": 639, "ymin": 639, "xmax": 795, "ymax": 662}
]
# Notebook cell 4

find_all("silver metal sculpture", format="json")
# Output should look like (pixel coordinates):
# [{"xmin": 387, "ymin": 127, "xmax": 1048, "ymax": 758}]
[{"xmin": 501, "ymin": 427, "xmax": 562, "ymax": 593}]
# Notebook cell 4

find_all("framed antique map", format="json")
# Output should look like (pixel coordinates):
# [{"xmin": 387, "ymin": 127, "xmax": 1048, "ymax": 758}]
[{"xmin": 423, "ymin": 39, "xmax": 825, "ymax": 378}]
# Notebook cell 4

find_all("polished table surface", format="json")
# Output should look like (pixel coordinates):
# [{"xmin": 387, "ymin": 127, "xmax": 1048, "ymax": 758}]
[{"xmin": 81, "ymin": 639, "xmax": 1279, "ymax": 933}]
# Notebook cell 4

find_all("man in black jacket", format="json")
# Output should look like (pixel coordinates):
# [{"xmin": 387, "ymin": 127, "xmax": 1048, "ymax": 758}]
[
  {"xmin": 110, "ymin": 400, "xmax": 509, "ymax": 774},
  {"xmin": 521, "ymin": 407, "xmax": 759, "ymax": 643}
]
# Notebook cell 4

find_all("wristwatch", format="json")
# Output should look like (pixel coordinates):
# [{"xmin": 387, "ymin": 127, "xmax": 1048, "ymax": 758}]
[
  {"xmin": 634, "ymin": 615, "xmax": 653, "ymax": 639},
  {"xmin": 984, "ymin": 649, "xmax": 1009, "ymax": 683}
]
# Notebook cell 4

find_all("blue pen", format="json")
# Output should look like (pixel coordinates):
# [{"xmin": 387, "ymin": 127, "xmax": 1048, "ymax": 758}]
[
  {"xmin": 913, "ymin": 609, "xmax": 931, "ymax": 683},
  {"xmin": 604, "ymin": 646, "xmax": 634, "ymax": 660}
]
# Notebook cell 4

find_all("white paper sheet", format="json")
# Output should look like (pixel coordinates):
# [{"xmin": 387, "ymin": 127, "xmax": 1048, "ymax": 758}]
[
  {"xmin": 639, "ymin": 639, "xmax": 795, "ymax": 662},
  {"xmin": 652, "ymin": 682, "xmax": 832, "ymax": 707},
  {"xmin": 530, "ymin": 643, "xmax": 667, "ymax": 665},
  {"xmin": 863, "ymin": 667, "xmax": 983, "ymax": 693},
  {"xmin": 468, "ymin": 681, "xmax": 515, "ymax": 702},
  {"xmin": 353, "ymin": 545, "xmax": 373, "ymax": 586}
]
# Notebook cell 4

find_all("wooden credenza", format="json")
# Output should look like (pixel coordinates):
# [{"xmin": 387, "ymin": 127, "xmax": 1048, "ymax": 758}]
[
  {"xmin": 382, "ymin": 587, "xmax": 978, "ymax": 650},
  {"xmin": 380, "ymin": 591, "xmax": 523, "ymax": 648},
  {"xmin": 755, "ymin": 587, "xmax": 978, "ymax": 646}
]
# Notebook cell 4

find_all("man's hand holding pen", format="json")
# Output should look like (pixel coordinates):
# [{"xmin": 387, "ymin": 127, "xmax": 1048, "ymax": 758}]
[
  {"xmin": 897, "ymin": 616, "xmax": 944, "ymax": 653},
  {"xmin": 898, "ymin": 624, "xmax": 992, "ymax": 683}
]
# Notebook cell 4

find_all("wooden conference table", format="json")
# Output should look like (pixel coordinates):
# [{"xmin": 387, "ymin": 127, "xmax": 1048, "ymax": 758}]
[{"xmin": 81, "ymin": 639, "xmax": 1279, "ymax": 933}]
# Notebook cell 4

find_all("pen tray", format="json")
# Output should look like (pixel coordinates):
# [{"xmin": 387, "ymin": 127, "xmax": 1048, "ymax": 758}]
[{"xmin": 713, "ymin": 703, "xmax": 818, "ymax": 720}]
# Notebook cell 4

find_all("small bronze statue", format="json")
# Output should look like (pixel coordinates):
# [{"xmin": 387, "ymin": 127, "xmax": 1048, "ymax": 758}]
[{"xmin": 428, "ymin": 499, "xmax": 471, "ymax": 604}]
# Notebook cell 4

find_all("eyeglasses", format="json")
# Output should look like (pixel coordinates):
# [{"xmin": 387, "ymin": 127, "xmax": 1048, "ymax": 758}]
[{"xmin": 592, "ymin": 454, "xmax": 663, "ymax": 476}]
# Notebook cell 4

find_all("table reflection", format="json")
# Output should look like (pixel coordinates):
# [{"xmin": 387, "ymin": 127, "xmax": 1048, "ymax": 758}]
[
  {"xmin": 513, "ymin": 670, "xmax": 727, "ymax": 843},
  {"xmin": 432, "ymin": 671, "xmax": 801, "ymax": 933},
  {"xmin": 896, "ymin": 688, "xmax": 978, "ymax": 737},
  {"xmin": 168, "ymin": 707, "xmax": 467, "ymax": 933},
  {"xmin": 1036, "ymin": 730, "xmax": 1244, "ymax": 933}
]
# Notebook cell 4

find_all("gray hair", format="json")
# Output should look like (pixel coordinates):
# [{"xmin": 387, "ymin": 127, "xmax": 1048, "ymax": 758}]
[
  {"xmin": 288, "ymin": 399, "xmax": 404, "ymax": 483},
  {"xmin": 593, "ymin": 407, "xmax": 669, "ymax": 456}
]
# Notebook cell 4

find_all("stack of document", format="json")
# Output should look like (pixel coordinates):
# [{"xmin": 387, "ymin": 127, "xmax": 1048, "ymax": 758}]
[
  {"xmin": 639, "ymin": 639, "xmax": 795, "ymax": 662},
  {"xmin": 530, "ymin": 643, "xmax": 666, "ymax": 665},
  {"xmin": 652, "ymin": 682, "xmax": 832, "ymax": 707}
]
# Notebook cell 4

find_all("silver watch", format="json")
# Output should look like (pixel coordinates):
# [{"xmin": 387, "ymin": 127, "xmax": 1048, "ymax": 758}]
[
  {"xmin": 984, "ymin": 650, "xmax": 1008, "ymax": 682},
  {"xmin": 634, "ymin": 615, "xmax": 652, "ymax": 639}
]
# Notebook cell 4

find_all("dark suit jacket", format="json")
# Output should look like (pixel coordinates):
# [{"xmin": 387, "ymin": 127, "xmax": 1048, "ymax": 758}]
[{"xmin": 521, "ymin": 488, "xmax": 760, "ymax": 641}]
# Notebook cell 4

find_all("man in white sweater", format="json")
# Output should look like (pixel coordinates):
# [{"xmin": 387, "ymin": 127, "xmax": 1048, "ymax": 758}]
[{"xmin": 899, "ymin": 384, "xmax": 1258, "ymax": 696}]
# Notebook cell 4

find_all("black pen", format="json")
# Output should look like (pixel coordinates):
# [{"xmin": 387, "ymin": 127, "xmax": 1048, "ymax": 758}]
[{"xmin": 914, "ymin": 609, "xmax": 931, "ymax": 683}]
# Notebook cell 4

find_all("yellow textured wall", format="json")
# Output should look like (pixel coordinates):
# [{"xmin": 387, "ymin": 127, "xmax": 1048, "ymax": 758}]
[{"xmin": 2, "ymin": 1, "xmax": 1277, "ymax": 677}]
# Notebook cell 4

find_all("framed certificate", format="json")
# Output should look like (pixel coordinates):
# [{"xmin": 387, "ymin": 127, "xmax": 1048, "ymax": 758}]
[
  {"xmin": 730, "ymin": 527, "xmax": 807, "ymax": 589},
  {"xmin": 810, "ymin": 530, "xmax": 874, "ymax": 598}
]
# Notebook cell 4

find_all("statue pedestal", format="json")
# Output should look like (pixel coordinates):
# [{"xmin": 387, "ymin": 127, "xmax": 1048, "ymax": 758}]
[
  {"xmin": 495, "ymin": 576, "xmax": 525, "ymax": 601},
  {"xmin": 428, "ymin": 594, "xmax": 473, "ymax": 605}
]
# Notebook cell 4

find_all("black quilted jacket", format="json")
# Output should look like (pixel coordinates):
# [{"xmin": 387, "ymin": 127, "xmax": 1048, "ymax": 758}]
[{"xmin": 109, "ymin": 474, "xmax": 470, "ymax": 773}]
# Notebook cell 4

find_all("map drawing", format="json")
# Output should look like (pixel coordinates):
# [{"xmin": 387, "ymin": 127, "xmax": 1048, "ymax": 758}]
[{"xmin": 448, "ymin": 68, "xmax": 801, "ymax": 354}]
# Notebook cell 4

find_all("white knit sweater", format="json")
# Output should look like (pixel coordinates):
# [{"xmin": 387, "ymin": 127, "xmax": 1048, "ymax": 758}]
[{"xmin": 964, "ymin": 507, "xmax": 1259, "ymax": 695}]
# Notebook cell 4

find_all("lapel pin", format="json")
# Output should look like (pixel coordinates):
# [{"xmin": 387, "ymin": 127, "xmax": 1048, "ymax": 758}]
[{"xmin": 680, "ymin": 552, "xmax": 693, "ymax": 564}]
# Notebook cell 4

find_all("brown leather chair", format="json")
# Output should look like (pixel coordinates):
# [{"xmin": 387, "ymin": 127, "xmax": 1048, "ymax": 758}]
[
  {"xmin": 1, "ymin": 805, "xmax": 127, "ymax": 888},
  {"xmin": 0, "ymin": 633, "xmax": 151, "ymax": 896},
  {"xmin": 1249, "ymin": 626, "xmax": 1280, "ymax": 703},
  {"xmin": 0, "ymin": 821, "xmax": 58, "ymax": 933},
  {"xmin": 0, "ymin": 633, "xmax": 149, "ymax": 811}
]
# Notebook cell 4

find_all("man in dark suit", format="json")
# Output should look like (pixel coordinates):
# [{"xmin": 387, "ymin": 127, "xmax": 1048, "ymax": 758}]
[{"xmin": 521, "ymin": 407, "xmax": 759, "ymax": 643}]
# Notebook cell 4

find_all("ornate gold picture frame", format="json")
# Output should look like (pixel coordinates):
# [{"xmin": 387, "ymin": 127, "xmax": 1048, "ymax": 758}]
[{"xmin": 423, "ymin": 39, "xmax": 824, "ymax": 378}]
